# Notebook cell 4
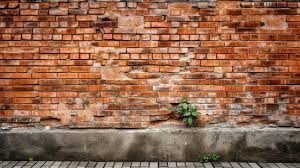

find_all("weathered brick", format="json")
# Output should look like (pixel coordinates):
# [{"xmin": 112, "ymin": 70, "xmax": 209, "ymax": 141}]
[
  {"xmin": 49, "ymin": 9, "xmax": 68, "ymax": 15},
  {"xmin": 0, "ymin": 0, "xmax": 298, "ymax": 129},
  {"xmin": 76, "ymin": 15, "xmax": 97, "ymax": 21}
]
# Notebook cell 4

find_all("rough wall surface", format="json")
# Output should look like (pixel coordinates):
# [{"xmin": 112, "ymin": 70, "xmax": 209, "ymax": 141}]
[
  {"xmin": 0, "ymin": 128, "xmax": 300, "ymax": 161},
  {"xmin": 0, "ymin": 0, "xmax": 300, "ymax": 128}
]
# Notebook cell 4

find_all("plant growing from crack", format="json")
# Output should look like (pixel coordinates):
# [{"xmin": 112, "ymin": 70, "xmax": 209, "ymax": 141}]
[
  {"xmin": 112, "ymin": 101, "xmax": 121, "ymax": 105},
  {"xmin": 200, "ymin": 153, "xmax": 221, "ymax": 162},
  {"xmin": 82, "ymin": 98, "xmax": 89, "ymax": 108},
  {"xmin": 172, "ymin": 97, "xmax": 200, "ymax": 126}
]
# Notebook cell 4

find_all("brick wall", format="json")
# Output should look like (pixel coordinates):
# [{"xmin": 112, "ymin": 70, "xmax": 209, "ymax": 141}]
[{"xmin": 0, "ymin": 0, "xmax": 299, "ymax": 129}]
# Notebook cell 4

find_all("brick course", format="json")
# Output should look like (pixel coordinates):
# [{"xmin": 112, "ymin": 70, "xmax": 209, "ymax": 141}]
[{"xmin": 0, "ymin": 0, "xmax": 299, "ymax": 128}]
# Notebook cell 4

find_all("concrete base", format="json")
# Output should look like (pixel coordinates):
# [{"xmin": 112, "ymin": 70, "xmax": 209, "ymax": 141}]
[{"xmin": 0, "ymin": 128, "xmax": 299, "ymax": 161}]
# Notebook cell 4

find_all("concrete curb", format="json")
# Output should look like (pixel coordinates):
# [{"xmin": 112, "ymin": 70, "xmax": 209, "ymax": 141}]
[{"xmin": 0, "ymin": 128, "xmax": 299, "ymax": 161}]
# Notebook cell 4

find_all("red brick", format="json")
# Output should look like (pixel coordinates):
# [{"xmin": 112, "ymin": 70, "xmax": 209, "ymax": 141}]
[
  {"xmin": 120, "ymin": 41, "xmax": 139, "ymax": 47},
  {"xmin": 60, "ymin": 48, "xmax": 79, "ymax": 53},
  {"xmin": 20, "ymin": 9, "xmax": 39, "ymax": 15},
  {"xmin": 76, "ymin": 15, "xmax": 97, "ymax": 21},
  {"xmin": 0, "ymin": 0, "xmax": 298, "ymax": 129},
  {"xmin": 32, "ymin": 73, "xmax": 57, "ymax": 79},
  {"xmin": 287, "ymin": 16, "xmax": 300, "ymax": 21},
  {"xmin": 49, "ymin": 9, "xmax": 68, "ymax": 15},
  {"xmin": 151, "ymin": 22, "xmax": 170, "ymax": 27},
  {"xmin": 58, "ymin": 73, "xmax": 78, "ymax": 78},
  {"xmin": 0, "ymin": 73, "xmax": 31, "ymax": 79},
  {"xmin": 139, "ymin": 41, "xmax": 158, "ymax": 48},
  {"xmin": 178, "ymin": 28, "xmax": 196, "ymax": 34},
  {"xmin": 144, "ymin": 16, "xmax": 162, "ymax": 21},
  {"xmin": 91, "ymin": 41, "xmax": 119, "ymax": 47},
  {"xmin": 79, "ymin": 73, "xmax": 101, "ymax": 78},
  {"xmin": 159, "ymin": 66, "xmax": 180, "ymax": 73},
  {"xmin": 201, "ymin": 60, "xmax": 220, "ymax": 66}
]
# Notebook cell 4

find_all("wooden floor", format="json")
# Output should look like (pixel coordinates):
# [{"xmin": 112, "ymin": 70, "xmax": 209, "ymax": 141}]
[{"xmin": 0, "ymin": 161, "xmax": 299, "ymax": 168}]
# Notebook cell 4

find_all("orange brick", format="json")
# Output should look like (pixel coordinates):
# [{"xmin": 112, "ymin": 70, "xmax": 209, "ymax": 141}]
[
  {"xmin": 79, "ymin": 73, "xmax": 101, "ymax": 78},
  {"xmin": 76, "ymin": 15, "xmax": 97, "ymax": 21},
  {"xmin": 151, "ymin": 22, "xmax": 170, "ymax": 27},
  {"xmin": 120, "ymin": 41, "xmax": 139, "ymax": 47},
  {"xmin": 60, "ymin": 48, "xmax": 79, "ymax": 53},
  {"xmin": 178, "ymin": 28, "xmax": 196, "ymax": 34},
  {"xmin": 58, "ymin": 73, "xmax": 78, "ymax": 78},
  {"xmin": 287, "ymin": 16, "xmax": 300, "ymax": 21},
  {"xmin": 91, "ymin": 41, "xmax": 119, "ymax": 47}
]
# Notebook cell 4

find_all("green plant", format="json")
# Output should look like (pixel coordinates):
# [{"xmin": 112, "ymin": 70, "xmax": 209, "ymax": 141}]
[
  {"xmin": 112, "ymin": 101, "xmax": 121, "ymax": 105},
  {"xmin": 172, "ymin": 97, "xmax": 199, "ymax": 126},
  {"xmin": 82, "ymin": 98, "xmax": 89, "ymax": 106},
  {"xmin": 28, "ymin": 157, "xmax": 33, "ymax": 161},
  {"xmin": 200, "ymin": 153, "xmax": 221, "ymax": 162}
]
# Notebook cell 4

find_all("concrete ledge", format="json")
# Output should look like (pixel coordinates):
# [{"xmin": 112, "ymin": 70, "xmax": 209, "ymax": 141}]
[{"xmin": 0, "ymin": 128, "xmax": 299, "ymax": 161}]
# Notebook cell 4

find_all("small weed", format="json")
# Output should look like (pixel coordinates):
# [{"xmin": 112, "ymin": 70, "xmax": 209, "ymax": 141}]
[
  {"xmin": 200, "ymin": 153, "xmax": 221, "ymax": 162},
  {"xmin": 171, "ymin": 97, "xmax": 200, "ymax": 126},
  {"xmin": 112, "ymin": 101, "xmax": 121, "ymax": 105},
  {"xmin": 82, "ymin": 98, "xmax": 89, "ymax": 106}
]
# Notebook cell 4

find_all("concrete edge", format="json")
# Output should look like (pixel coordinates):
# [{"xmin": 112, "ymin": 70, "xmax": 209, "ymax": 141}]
[{"xmin": 0, "ymin": 128, "xmax": 299, "ymax": 162}]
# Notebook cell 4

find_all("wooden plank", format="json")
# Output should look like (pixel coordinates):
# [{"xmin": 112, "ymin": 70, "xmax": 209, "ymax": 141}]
[
  {"xmin": 230, "ymin": 162, "xmax": 242, "ymax": 168},
  {"xmin": 95, "ymin": 162, "xmax": 105, "ymax": 168},
  {"xmin": 132, "ymin": 162, "xmax": 140, "ymax": 167},
  {"xmin": 44, "ymin": 161, "xmax": 54, "ymax": 166},
  {"xmin": 25, "ymin": 161, "xmax": 37, "ymax": 166},
  {"xmin": 150, "ymin": 162, "xmax": 158, "ymax": 168},
  {"xmin": 194, "ymin": 162, "xmax": 204, "ymax": 167},
  {"xmin": 0, "ymin": 161, "xmax": 11, "ymax": 168},
  {"xmin": 212, "ymin": 162, "xmax": 223, "ymax": 167},
  {"xmin": 248, "ymin": 163, "xmax": 261, "ymax": 168},
  {"xmin": 22, "ymin": 166, "xmax": 33, "ymax": 168},
  {"xmin": 203, "ymin": 162, "xmax": 214, "ymax": 168},
  {"xmin": 159, "ymin": 162, "xmax": 168, "ymax": 167},
  {"xmin": 67, "ymin": 161, "xmax": 79, "ymax": 168},
  {"xmin": 239, "ymin": 162, "xmax": 251, "ymax": 168},
  {"xmin": 258, "ymin": 163, "xmax": 270, "ymax": 168},
  {"xmin": 4, "ymin": 161, "xmax": 19, "ymax": 168},
  {"xmin": 284, "ymin": 163, "xmax": 296, "ymax": 168},
  {"xmin": 186, "ymin": 162, "xmax": 195, "ymax": 168},
  {"xmin": 275, "ymin": 163, "xmax": 288, "ymax": 168},
  {"xmin": 32, "ymin": 161, "xmax": 46, "ymax": 168},
  {"xmin": 168, "ymin": 162, "xmax": 177, "ymax": 168},
  {"xmin": 50, "ymin": 161, "xmax": 62, "ymax": 168},
  {"xmin": 266, "ymin": 163, "xmax": 278, "ymax": 168},
  {"xmin": 13, "ymin": 161, "xmax": 28, "ymax": 168},
  {"xmin": 121, "ymin": 162, "xmax": 131, "ymax": 168},
  {"xmin": 221, "ymin": 162, "xmax": 232, "ymax": 168},
  {"xmin": 105, "ymin": 162, "xmax": 114, "ymax": 168},
  {"xmin": 87, "ymin": 162, "xmax": 97, "ymax": 168},
  {"xmin": 141, "ymin": 162, "xmax": 149, "ymax": 167},
  {"xmin": 59, "ymin": 161, "xmax": 71, "ymax": 168},
  {"xmin": 292, "ymin": 163, "xmax": 300, "ymax": 168},
  {"xmin": 78, "ymin": 162, "xmax": 88, "ymax": 168},
  {"xmin": 113, "ymin": 162, "xmax": 122, "ymax": 168},
  {"xmin": 177, "ymin": 163, "xmax": 185, "ymax": 167}
]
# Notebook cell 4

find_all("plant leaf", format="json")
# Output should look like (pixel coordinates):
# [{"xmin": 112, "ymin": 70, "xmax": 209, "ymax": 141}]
[
  {"xmin": 183, "ymin": 111, "xmax": 191, "ymax": 116},
  {"xmin": 183, "ymin": 103, "xmax": 188, "ymax": 110},
  {"xmin": 192, "ymin": 111, "xmax": 199, "ymax": 117},
  {"xmin": 191, "ymin": 104, "xmax": 196, "ymax": 111},
  {"xmin": 187, "ymin": 117, "xmax": 193, "ymax": 126}
]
